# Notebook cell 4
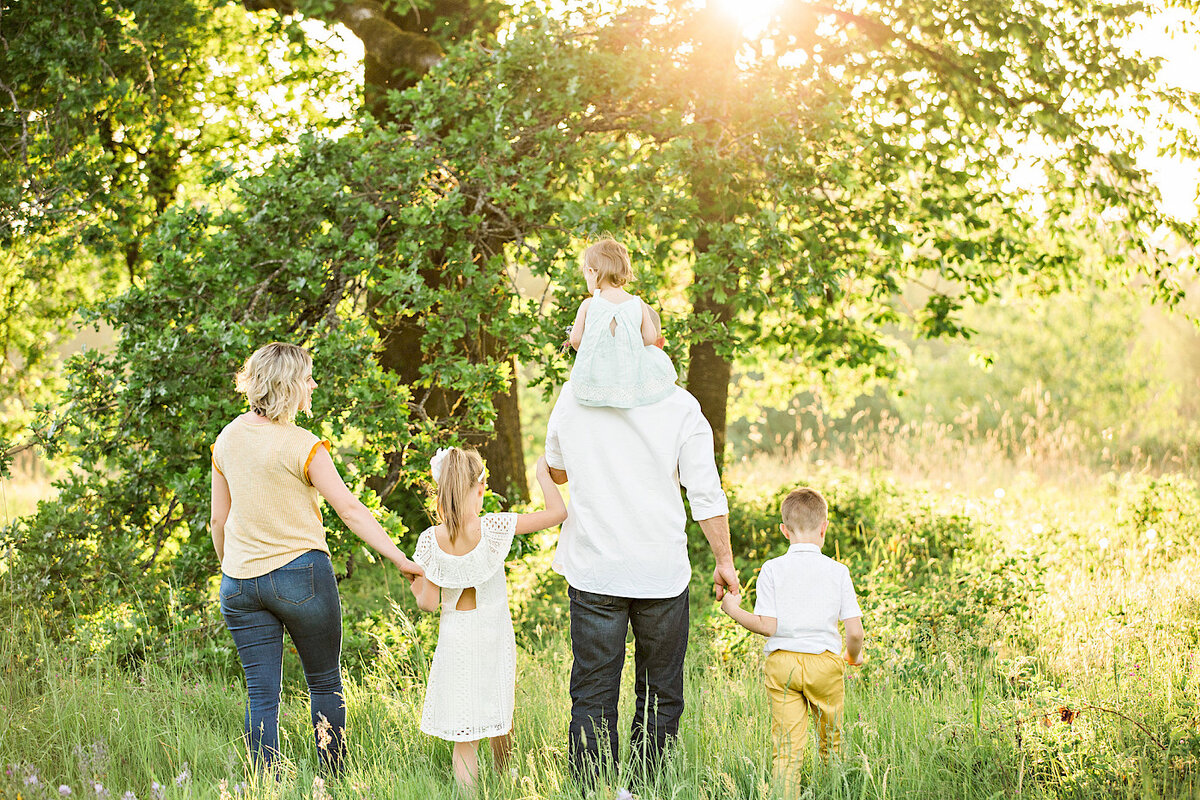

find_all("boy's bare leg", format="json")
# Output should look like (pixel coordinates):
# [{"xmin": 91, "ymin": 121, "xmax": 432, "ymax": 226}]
[{"xmin": 452, "ymin": 740, "xmax": 481, "ymax": 788}]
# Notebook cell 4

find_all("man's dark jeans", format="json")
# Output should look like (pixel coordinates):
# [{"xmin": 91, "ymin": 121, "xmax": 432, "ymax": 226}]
[
  {"xmin": 567, "ymin": 585, "xmax": 689, "ymax": 782},
  {"xmin": 220, "ymin": 550, "xmax": 345, "ymax": 773}
]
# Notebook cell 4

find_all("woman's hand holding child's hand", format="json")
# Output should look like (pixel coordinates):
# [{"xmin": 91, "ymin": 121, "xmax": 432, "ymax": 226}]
[{"xmin": 397, "ymin": 555, "xmax": 425, "ymax": 582}]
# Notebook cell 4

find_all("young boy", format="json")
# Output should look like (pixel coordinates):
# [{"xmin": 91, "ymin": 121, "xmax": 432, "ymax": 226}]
[{"xmin": 720, "ymin": 487, "xmax": 864, "ymax": 784}]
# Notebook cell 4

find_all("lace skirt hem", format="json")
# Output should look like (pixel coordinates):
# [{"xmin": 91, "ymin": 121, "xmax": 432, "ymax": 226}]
[{"xmin": 420, "ymin": 720, "xmax": 513, "ymax": 742}]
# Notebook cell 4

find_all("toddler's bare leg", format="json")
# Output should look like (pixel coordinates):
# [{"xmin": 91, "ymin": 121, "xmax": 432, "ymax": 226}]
[{"xmin": 452, "ymin": 740, "xmax": 481, "ymax": 788}]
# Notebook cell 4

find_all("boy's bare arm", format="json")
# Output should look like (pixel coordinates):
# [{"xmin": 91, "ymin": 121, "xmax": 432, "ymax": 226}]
[
  {"xmin": 843, "ymin": 616, "xmax": 864, "ymax": 664},
  {"xmin": 720, "ymin": 592, "xmax": 778, "ymax": 637}
]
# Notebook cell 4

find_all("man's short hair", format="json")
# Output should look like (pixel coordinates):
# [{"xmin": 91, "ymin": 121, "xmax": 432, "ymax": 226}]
[{"xmin": 781, "ymin": 487, "xmax": 827, "ymax": 534}]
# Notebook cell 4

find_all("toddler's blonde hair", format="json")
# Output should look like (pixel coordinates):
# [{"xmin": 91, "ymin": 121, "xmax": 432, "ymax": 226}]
[
  {"xmin": 583, "ymin": 237, "xmax": 634, "ymax": 288},
  {"xmin": 436, "ymin": 447, "xmax": 485, "ymax": 545},
  {"xmin": 781, "ymin": 487, "xmax": 827, "ymax": 535},
  {"xmin": 235, "ymin": 342, "xmax": 313, "ymax": 423}
]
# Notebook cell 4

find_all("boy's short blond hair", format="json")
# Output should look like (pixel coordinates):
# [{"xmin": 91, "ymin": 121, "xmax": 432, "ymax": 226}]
[
  {"xmin": 781, "ymin": 487, "xmax": 827, "ymax": 534},
  {"xmin": 583, "ymin": 237, "xmax": 633, "ymax": 288}
]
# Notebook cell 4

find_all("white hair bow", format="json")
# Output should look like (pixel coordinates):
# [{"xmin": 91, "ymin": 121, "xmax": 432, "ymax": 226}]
[{"xmin": 430, "ymin": 447, "xmax": 451, "ymax": 485}]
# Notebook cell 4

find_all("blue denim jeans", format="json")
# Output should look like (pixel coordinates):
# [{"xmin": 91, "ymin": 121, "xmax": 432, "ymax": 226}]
[
  {"xmin": 567, "ymin": 585, "xmax": 689, "ymax": 782},
  {"xmin": 220, "ymin": 550, "xmax": 344, "ymax": 773}
]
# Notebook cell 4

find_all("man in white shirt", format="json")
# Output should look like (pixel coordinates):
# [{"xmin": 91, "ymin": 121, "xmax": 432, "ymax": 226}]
[{"xmin": 545, "ymin": 374, "xmax": 738, "ymax": 781}]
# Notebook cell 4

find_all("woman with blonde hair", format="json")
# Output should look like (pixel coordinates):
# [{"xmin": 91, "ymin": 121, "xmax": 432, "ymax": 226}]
[{"xmin": 210, "ymin": 342, "xmax": 423, "ymax": 773}]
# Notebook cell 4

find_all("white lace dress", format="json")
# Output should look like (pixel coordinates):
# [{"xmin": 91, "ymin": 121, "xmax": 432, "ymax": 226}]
[{"xmin": 413, "ymin": 512, "xmax": 517, "ymax": 742}]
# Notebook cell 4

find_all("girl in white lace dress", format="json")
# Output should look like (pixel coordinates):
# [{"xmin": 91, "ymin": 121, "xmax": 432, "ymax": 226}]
[
  {"xmin": 409, "ymin": 447, "xmax": 567, "ymax": 788},
  {"xmin": 567, "ymin": 237, "xmax": 678, "ymax": 408}
]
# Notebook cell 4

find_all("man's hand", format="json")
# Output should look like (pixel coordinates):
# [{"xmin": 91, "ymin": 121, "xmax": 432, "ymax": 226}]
[{"xmin": 712, "ymin": 561, "xmax": 739, "ymax": 601}]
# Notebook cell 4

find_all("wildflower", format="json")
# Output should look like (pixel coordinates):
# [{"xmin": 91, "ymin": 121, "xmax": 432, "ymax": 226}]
[
  {"xmin": 60, "ymin": 787, "xmax": 72, "ymax": 797},
  {"xmin": 93, "ymin": 783, "xmax": 109, "ymax": 800},
  {"xmin": 232, "ymin": 782, "xmax": 248, "ymax": 796},
  {"xmin": 312, "ymin": 776, "xmax": 332, "ymax": 800},
  {"xmin": 1146, "ymin": 527, "xmax": 1157, "ymax": 541},
  {"xmin": 616, "ymin": 789, "xmax": 634, "ymax": 800},
  {"xmin": 315, "ymin": 712, "xmax": 333, "ymax": 752},
  {"xmin": 174, "ymin": 765, "xmax": 190, "ymax": 788},
  {"xmin": 1031, "ymin": 523, "xmax": 1044, "ymax": 535},
  {"xmin": 993, "ymin": 488, "xmax": 1006, "ymax": 499},
  {"xmin": 150, "ymin": 782, "xmax": 164, "ymax": 800},
  {"xmin": 218, "ymin": 779, "xmax": 231, "ymax": 800},
  {"xmin": 122, "ymin": 792, "xmax": 137, "ymax": 800},
  {"xmin": 1098, "ymin": 537, "xmax": 1109, "ymax": 551},
  {"xmin": 24, "ymin": 773, "xmax": 40, "ymax": 787}
]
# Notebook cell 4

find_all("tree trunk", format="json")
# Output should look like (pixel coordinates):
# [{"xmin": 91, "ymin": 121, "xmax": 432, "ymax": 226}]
[
  {"xmin": 476, "ymin": 354, "xmax": 529, "ymax": 505},
  {"xmin": 684, "ymin": 232, "xmax": 735, "ymax": 470},
  {"xmin": 243, "ymin": 0, "xmax": 529, "ymax": 504}
]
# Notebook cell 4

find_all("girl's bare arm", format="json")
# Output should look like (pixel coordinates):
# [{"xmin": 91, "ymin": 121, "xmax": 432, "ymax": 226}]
[
  {"xmin": 515, "ymin": 456, "xmax": 569, "ymax": 534},
  {"xmin": 410, "ymin": 576, "xmax": 441, "ymax": 613},
  {"xmin": 640, "ymin": 302, "xmax": 658, "ymax": 346},
  {"xmin": 568, "ymin": 298, "xmax": 591, "ymax": 350}
]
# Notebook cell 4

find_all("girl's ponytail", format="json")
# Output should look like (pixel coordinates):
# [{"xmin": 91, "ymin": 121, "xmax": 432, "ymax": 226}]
[{"xmin": 434, "ymin": 447, "xmax": 485, "ymax": 545}]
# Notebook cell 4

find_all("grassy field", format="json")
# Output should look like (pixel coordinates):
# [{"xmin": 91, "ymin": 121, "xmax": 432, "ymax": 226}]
[{"xmin": 2, "ymin": 440, "xmax": 1199, "ymax": 800}]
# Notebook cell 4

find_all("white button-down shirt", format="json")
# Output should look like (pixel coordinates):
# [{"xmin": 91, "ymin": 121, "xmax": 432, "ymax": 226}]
[
  {"xmin": 544, "ymin": 382, "xmax": 729, "ymax": 598},
  {"xmin": 754, "ymin": 543, "xmax": 862, "ymax": 655}
]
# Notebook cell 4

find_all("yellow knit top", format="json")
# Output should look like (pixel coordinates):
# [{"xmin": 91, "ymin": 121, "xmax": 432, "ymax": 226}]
[{"xmin": 212, "ymin": 417, "xmax": 332, "ymax": 579}]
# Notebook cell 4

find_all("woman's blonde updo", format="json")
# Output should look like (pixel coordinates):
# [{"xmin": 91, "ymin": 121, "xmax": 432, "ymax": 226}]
[
  {"xmin": 434, "ymin": 447, "xmax": 485, "ymax": 545},
  {"xmin": 235, "ymin": 342, "xmax": 313, "ymax": 423}
]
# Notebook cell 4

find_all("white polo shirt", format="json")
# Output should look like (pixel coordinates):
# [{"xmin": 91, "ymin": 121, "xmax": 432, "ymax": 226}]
[
  {"xmin": 544, "ymin": 382, "xmax": 729, "ymax": 598},
  {"xmin": 754, "ymin": 543, "xmax": 862, "ymax": 655}
]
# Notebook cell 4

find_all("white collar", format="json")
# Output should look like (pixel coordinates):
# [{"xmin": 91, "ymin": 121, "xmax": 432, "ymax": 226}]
[{"xmin": 788, "ymin": 543, "xmax": 822, "ymax": 554}]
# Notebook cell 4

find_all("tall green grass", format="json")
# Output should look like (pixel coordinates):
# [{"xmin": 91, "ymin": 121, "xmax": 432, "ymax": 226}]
[{"xmin": 4, "ymin": 455, "xmax": 1200, "ymax": 798}]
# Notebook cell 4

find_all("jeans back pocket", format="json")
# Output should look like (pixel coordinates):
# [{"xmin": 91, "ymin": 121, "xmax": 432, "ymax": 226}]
[
  {"xmin": 271, "ymin": 564, "xmax": 315, "ymax": 605},
  {"xmin": 219, "ymin": 574, "xmax": 243, "ymax": 601}
]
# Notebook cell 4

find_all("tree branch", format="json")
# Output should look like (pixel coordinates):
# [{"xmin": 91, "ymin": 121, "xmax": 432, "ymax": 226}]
[{"xmin": 242, "ymin": 0, "xmax": 444, "ymax": 78}]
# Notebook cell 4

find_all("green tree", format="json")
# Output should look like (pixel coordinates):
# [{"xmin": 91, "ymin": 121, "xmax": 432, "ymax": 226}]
[
  {"xmin": 4, "ymin": 0, "xmax": 1197, "ymax": 647},
  {"xmin": 567, "ymin": 0, "xmax": 1199, "ymax": 462},
  {"xmin": 0, "ymin": 0, "xmax": 356, "ymax": 443}
]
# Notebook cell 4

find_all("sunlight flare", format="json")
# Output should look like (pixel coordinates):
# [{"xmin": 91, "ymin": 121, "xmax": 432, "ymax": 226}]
[{"xmin": 710, "ymin": 0, "xmax": 782, "ymax": 36}]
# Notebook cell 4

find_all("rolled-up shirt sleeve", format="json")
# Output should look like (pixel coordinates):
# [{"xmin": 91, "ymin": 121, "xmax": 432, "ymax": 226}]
[{"xmin": 678, "ymin": 407, "xmax": 728, "ymax": 520}]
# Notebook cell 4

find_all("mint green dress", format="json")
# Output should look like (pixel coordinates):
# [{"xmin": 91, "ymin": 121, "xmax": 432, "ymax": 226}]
[{"xmin": 570, "ymin": 295, "xmax": 678, "ymax": 408}]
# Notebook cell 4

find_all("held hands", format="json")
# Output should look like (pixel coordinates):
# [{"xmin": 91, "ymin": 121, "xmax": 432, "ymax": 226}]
[
  {"xmin": 719, "ymin": 590, "xmax": 742, "ymax": 617},
  {"xmin": 712, "ymin": 562, "xmax": 740, "ymax": 601},
  {"xmin": 535, "ymin": 455, "xmax": 550, "ymax": 479},
  {"xmin": 396, "ymin": 555, "xmax": 425, "ymax": 583}
]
